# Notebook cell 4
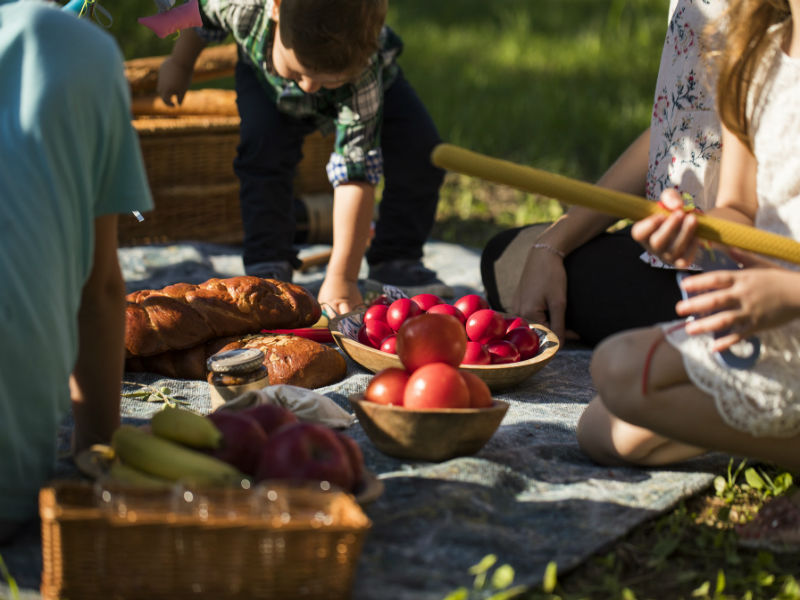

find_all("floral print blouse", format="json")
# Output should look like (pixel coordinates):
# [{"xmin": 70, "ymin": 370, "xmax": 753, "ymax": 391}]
[{"xmin": 643, "ymin": 0, "xmax": 726, "ymax": 267}]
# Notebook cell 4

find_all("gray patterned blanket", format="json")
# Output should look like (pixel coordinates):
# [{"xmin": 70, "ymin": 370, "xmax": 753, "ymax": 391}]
[{"xmin": 3, "ymin": 241, "xmax": 728, "ymax": 599}]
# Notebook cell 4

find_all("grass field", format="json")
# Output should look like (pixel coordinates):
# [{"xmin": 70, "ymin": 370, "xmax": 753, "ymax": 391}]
[{"xmin": 99, "ymin": 3, "xmax": 800, "ymax": 599}]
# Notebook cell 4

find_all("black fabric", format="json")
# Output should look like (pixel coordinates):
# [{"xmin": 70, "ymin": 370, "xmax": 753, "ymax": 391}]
[
  {"xmin": 481, "ymin": 225, "xmax": 684, "ymax": 346},
  {"xmin": 365, "ymin": 70, "xmax": 444, "ymax": 266},
  {"xmin": 234, "ymin": 60, "xmax": 316, "ymax": 270}
]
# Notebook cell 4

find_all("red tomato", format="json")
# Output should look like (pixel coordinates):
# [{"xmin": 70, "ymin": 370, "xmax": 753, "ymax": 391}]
[
  {"xmin": 365, "ymin": 318, "xmax": 394, "ymax": 348},
  {"xmin": 453, "ymin": 294, "xmax": 490, "ymax": 319},
  {"xmin": 505, "ymin": 327, "xmax": 540, "ymax": 360},
  {"xmin": 505, "ymin": 317, "xmax": 528, "ymax": 334},
  {"xmin": 380, "ymin": 334, "xmax": 397, "ymax": 354},
  {"xmin": 465, "ymin": 309, "xmax": 507, "ymax": 344},
  {"xmin": 369, "ymin": 294, "xmax": 391, "ymax": 307},
  {"xmin": 426, "ymin": 302, "xmax": 466, "ymax": 325},
  {"xmin": 363, "ymin": 303, "xmax": 389, "ymax": 327},
  {"xmin": 386, "ymin": 298, "xmax": 422, "ymax": 332},
  {"xmin": 410, "ymin": 293, "xmax": 443, "ymax": 312},
  {"xmin": 396, "ymin": 313, "xmax": 467, "ymax": 372},
  {"xmin": 357, "ymin": 324, "xmax": 375, "ymax": 348},
  {"xmin": 364, "ymin": 368, "xmax": 409, "ymax": 405},
  {"xmin": 486, "ymin": 340, "xmax": 521, "ymax": 364},
  {"xmin": 403, "ymin": 363, "xmax": 470, "ymax": 409},
  {"xmin": 460, "ymin": 371, "xmax": 493, "ymax": 408},
  {"xmin": 461, "ymin": 341, "xmax": 491, "ymax": 365}
]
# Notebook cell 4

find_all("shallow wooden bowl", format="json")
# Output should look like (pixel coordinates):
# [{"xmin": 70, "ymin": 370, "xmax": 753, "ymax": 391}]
[
  {"xmin": 329, "ymin": 310, "xmax": 560, "ymax": 391},
  {"xmin": 349, "ymin": 395, "xmax": 509, "ymax": 462}
]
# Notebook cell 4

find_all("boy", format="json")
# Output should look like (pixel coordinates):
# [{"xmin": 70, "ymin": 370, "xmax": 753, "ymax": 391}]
[{"xmin": 158, "ymin": 0, "xmax": 450, "ymax": 315}]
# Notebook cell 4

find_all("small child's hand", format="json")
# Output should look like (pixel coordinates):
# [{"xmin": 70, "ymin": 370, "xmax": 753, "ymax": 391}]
[
  {"xmin": 157, "ymin": 56, "xmax": 193, "ymax": 106},
  {"xmin": 677, "ymin": 267, "xmax": 800, "ymax": 352},
  {"xmin": 632, "ymin": 189, "xmax": 700, "ymax": 268},
  {"xmin": 318, "ymin": 275, "xmax": 363, "ymax": 316}
]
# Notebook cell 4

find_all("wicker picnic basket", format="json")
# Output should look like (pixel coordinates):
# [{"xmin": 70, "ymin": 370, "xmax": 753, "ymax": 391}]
[
  {"xmin": 120, "ymin": 45, "xmax": 334, "ymax": 247},
  {"xmin": 39, "ymin": 480, "xmax": 371, "ymax": 600}
]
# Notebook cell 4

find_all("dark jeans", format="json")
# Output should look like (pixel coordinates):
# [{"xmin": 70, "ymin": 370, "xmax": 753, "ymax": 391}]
[
  {"xmin": 234, "ymin": 61, "xmax": 444, "ymax": 270},
  {"xmin": 480, "ymin": 225, "xmax": 684, "ymax": 347}
]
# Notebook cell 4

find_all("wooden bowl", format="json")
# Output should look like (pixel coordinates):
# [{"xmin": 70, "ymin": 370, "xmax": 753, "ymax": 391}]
[
  {"xmin": 329, "ymin": 310, "xmax": 560, "ymax": 391},
  {"xmin": 349, "ymin": 395, "xmax": 509, "ymax": 462}
]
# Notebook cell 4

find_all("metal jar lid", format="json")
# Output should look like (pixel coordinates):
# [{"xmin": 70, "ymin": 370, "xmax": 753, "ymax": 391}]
[{"xmin": 206, "ymin": 348, "xmax": 265, "ymax": 374}]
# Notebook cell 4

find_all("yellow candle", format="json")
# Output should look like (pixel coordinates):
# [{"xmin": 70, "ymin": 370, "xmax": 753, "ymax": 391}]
[{"xmin": 432, "ymin": 143, "xmax": 800, "ymax": 266}]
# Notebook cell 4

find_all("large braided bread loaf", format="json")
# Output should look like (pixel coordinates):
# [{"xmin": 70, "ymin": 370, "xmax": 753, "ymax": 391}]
[
  {"xmin": 125, "ymin": 276, "xmax": 321, "ymax": 357},
  {"xmin": 126, "ymin": 333, "xmax": 347, "ymax": 389}
]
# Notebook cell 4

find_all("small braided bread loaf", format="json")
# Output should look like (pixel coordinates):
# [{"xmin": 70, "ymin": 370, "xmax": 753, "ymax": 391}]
[{"xmin": 125, "ymin": 276, "xmax": 321, "ymax": 357}]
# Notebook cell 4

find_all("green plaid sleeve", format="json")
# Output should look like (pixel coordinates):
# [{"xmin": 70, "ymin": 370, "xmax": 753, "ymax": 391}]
[
  {"xmin": 195, "ymin": 0, "xmax": 269, "ymax": 51},
  {"xmin": 325, "ymin": 63, "xmax": 386, "ymax": 187}
]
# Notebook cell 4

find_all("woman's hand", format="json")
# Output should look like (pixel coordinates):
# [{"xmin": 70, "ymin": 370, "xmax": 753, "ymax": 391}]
[
  {"xmin": 511, "ymin": 245, "xmax": 568, "ymax": 342},
  {"xmin": 632, "ymin": 189, "xmax": 700, "ymax": 268},
  {"xmin": 677, "ymin": 263, "xmax": 800, "ymax": 352}
]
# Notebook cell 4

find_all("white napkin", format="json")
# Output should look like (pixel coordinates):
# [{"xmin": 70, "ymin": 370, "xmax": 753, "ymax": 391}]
[{"xmin": 217, "ymin": 384, "xmax": 356, "ymax": 429}]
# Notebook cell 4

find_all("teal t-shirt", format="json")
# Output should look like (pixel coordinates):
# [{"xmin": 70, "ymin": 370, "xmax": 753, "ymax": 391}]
[{"xmin": 0, "ymin": 1, "xmax": 153, "ymax": 521}]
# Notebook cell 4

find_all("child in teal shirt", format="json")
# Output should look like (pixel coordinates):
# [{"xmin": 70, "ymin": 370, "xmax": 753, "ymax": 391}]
[{"xmin": 0, "ymin": 0, "xmax": 152, "ymax": 540}]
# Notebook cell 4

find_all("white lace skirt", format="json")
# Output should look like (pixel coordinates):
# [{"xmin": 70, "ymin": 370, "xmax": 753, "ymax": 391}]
[{"xmin": 662, "ymin": 320, "xmax": 800, "ymax": 437}]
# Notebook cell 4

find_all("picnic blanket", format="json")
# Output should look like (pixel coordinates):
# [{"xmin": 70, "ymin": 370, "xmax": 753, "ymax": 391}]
[{"xmin": 3, "ymin": 240, "xmax": 730, "ymax": 599}]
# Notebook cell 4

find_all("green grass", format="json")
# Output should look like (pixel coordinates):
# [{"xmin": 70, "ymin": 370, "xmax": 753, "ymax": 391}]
[
  {"xmin": 387, "ymin": 0, "xmax": 664, "ymax": 179},
  {"xmin": 442, "ymin": 462, "xmax": 799, "ymax": 600}
]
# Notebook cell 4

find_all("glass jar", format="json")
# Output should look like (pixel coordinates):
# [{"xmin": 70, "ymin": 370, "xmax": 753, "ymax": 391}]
[{"xmin": 206, "ymin": 348, "xmax": 269, "ymax": 409}]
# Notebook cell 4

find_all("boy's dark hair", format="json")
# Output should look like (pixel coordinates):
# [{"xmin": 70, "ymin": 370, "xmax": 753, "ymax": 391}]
[{"xmin": 278, "ymin": 0, "xmax": 388, "ymax": 75}]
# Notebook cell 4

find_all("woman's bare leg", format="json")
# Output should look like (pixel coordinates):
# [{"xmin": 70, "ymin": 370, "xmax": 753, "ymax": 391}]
[
  {"xmin": 577, "ymin": 396, "xmax": 706, "ymax": 465},
  {"xmin": 577, "ymin": 326, "xmax": 800, "ymax": 471}
]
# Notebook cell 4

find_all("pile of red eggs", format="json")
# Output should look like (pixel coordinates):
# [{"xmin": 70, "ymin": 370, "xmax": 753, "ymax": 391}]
[{"xmin": 356, "ymin": 293, "xmax": 540, "ymax": 365}]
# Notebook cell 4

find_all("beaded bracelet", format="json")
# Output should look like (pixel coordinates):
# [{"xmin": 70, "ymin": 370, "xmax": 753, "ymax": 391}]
[{"xmin": 532, "ymin": 243, "xmax": 566, "ymax": 259}]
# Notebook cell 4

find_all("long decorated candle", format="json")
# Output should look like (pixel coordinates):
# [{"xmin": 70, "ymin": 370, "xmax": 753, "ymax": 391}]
[{"xmin": 431, "ymin": 143, "xmax": 800, "ymax": 266}]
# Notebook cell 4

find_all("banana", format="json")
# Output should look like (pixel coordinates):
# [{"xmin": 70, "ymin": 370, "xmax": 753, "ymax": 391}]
[
  {"xmin": 111, "ymin": 425, "xmax": 244, "ymax": 486},
  {"xmin": 150, "ymin": 405, "xmax": 222, "ymax": 449},
  {"xmin": 108, "ymin": 460, "xmax": 173, "ymax": 489},
  {"xmin": 89, "ymin": 443, "xmax": 116, "ymax": 461}
]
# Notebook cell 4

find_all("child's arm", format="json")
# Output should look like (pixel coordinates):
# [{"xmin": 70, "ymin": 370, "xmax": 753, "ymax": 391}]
[
  {"xmin": 632, "ymin": 125, "xmax": 758, "ymax": 268},
  {"xmin": 317, "ymin": 182, "xmax": 374, "ymax": 315},
  {"xmin": 157, "ymin": 27, "xmax": 208, "ymax": 106},
  {"xmin": 70, "ymin": 214, "xmax": 126, "ymax": 453},
  {"xmin": 512, "ymin": 128, "xmax": 650, "ymax": 340}
]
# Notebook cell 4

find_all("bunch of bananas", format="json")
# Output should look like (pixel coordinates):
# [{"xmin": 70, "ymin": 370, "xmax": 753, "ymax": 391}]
[{"xmin": 105, "ymin": 406, "xmax": 245, "ymax": 488}]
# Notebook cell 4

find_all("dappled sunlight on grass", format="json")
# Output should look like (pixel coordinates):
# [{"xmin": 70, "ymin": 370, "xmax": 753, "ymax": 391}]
[{"xmin": 389, "ymin": 0, "xmax": 664, "ymax": 180}]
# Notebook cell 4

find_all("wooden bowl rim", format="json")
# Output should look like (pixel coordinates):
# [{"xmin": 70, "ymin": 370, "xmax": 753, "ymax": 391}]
[
  {"xmin": 349, "ymin": 394, "xmax": 509, "ymax": 415},
  {"xmin": 329, "ymin": 309, "xmax": 560, "ymax": 370}
]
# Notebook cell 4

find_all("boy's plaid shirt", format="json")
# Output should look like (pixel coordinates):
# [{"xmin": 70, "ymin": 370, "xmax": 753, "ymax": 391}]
[{"xmin": 197, "ymin": 0, "xmax": 402, "ymax": 186}]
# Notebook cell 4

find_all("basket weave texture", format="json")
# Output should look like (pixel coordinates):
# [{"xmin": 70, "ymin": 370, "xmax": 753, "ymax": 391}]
[
  {"xmin": 39, "ymin": 480, "xmax": 370, "ymax": 600},
  {"xmin": 122, "ymin": 85, "xmax": 334, "ymax": 247}
]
